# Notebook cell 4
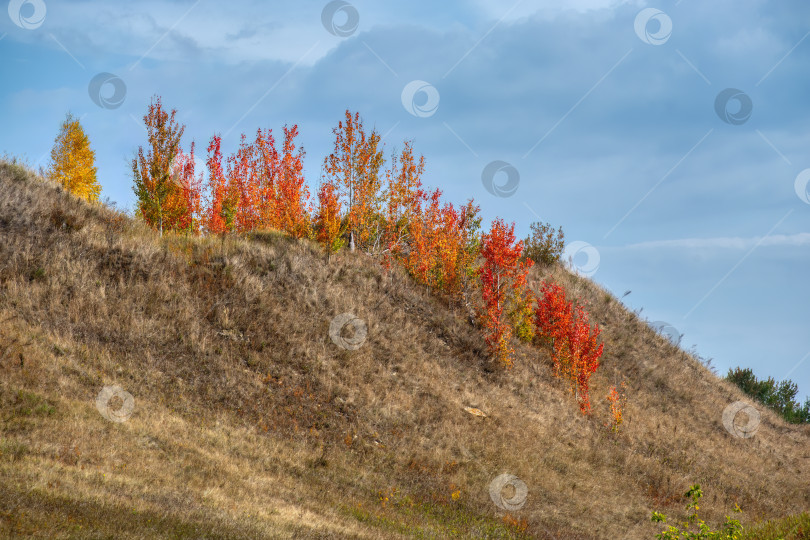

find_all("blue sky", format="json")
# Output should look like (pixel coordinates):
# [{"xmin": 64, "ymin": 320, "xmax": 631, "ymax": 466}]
[{"xmin": 3, "ymin": 0, "xmax": 810, "ymax": 400}]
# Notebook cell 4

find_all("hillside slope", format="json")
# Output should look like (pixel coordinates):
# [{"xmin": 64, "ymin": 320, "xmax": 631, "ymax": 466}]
[{"xmin": 1, "ymin": 160, "xmax": 808, "ymax": 539}]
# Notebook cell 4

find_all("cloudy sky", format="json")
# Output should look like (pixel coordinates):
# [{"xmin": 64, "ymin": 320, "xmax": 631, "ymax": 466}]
[{"xmin": 3, "ymin": 0, "xmax": 810, "ymax": 400}]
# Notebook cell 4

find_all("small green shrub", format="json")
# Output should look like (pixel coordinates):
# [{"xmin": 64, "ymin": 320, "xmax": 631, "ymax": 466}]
[
  {"xmin": 0, "ymin": 158, "xmax": 33, "ymax": 184},
  {"xmin": 652, "ymin": 485, "xmax": 743, "ymax": 539},
  {"xmin": 522, "ymin": 221, "xmax": 564, "ymax": 266}
]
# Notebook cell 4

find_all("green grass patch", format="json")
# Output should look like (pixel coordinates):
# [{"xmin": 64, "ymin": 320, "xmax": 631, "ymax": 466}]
[
  {"xmin": 9, "ymin": 389, "xmax": 56, "ymax": 417},
  {"xmin": 742, "ymin": 512, "xmax": 810, "ymax": 540},
  {"xmin": 0, "ymin": 439, "xmax": 29, "ymax": 462},
  {"xmin": 342, "ymin": 489, "xmax": 531, "ymax": 539}
]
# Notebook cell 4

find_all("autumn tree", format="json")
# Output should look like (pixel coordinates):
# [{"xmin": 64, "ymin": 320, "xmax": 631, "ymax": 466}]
[
  {"xmin": 225, "ymin": 133, "xmax": 261, "ymax": 233},
  {"xmin": 401, "ymin": 188, "xmax": 435, "ymax": 287},
  {"xmin": 169, "ymin": 144, "xmax": 203, "ymax": 234},
  {"xmin": 47, "ymin": 113, "xmax": 101, "ymax": 203},
  {"xmin": 253, "ymin": 127, "xmax": 279, "ymax": 230},
  {"xmin": 201, "ymin": 126, "xmax": 311, "ymax": 237},
  {"xmin": 352, "ymin": 126, "xmax": 384, "ymax": 250},
  {"xmin": 477, "ymin": 219, "xmax": 533, "ymax": 368},
  {"xmin": 507, "ymin": 258, "xmax": 535, "ymax": 343},
  {"xmin": 313, "ymin": 176, "xmax": 345, "ymax": 255},
  {"xmin": 323, "ymin": 110, "xmax": 384, "ymax": 252},
  {"xmin": 204, "ymin": 135, "xmax": 235, "ymax": 234},
  {"xmin": 378, "ymin": 143, "xmax": 482, "ymax": 304},
  {"xmin": 383, "ymin": 141, "xmax": 425, "ymax": 256},
  {"xmin": 455, "ymin": 200, "xmax": 483, "ymax": 306},
  {"xmin": 132, "ymin": 96, "xmax": 187, "ymax": 236},
  {"xmin": 275, "ymin": 125, "xmax": 310, "ymax": 238},
  {"xmin": 429, "ymin": 197, "xmax": 480, "ymax": 302},
  {"xmin": 400, "ymin": 190, "xmax": 481, "ymax": 303},
  {"xmin": 534, "ymin": 281, "xmax": 604, "ymax": 413}
]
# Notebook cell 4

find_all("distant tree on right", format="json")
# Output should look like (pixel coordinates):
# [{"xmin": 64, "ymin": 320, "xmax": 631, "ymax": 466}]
[{"xmin": 726, "ymin": 367, "xmax": 810, "ymax": 424}]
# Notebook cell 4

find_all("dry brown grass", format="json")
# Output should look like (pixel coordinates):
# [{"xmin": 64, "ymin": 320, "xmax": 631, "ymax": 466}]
[{"xmin": 0, "ymin": 159, "xmax": 807, "ymax": 539}]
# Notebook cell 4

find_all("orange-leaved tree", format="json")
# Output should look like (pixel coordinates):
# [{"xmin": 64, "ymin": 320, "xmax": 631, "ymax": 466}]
[
  {"xmin": 275, "ymin": 125, "xmax": 310, "ymax": 238},
  {"xmin": 48, "ymin": 112, "xmax": 101, "ymax": 203},
  {"xmin": 168, "ymin": 144, "xmax": 203, "ymax": 234},
  {"xmin": 383, "ymin": 141, "xmax": 425, "ymax": 259},
  {"xmin": 402, "ymin": 190, "xmax": 481, "ymax": 304},
  {"xmin": 323, "ymin": 110, "xmax": 384, "ymax": 252},
  {"xmin": 606, "ymin": 382, "xmax": 627, "ymax": 432},
  {"xmin": 453, "ymin": 199, "xmax": 482, "ymax": 307},
  {"xmin": 225, "ymin": 133, "xmax": 261, "ymax": 234},
  {"xmin": 477, "ymin": 218, "xmax": 533, "ymax": 368},
  {"xmin": 132, "ymin": 96, "xmax": 188, "ymax": 236},
  {"xmin": 437, "ymin": 198, "xmax": 482, "ymax": 303},
  {"xmin": 401, "ymin": 188, "xmax": 437, "ymax": 288},
  {"xmin": 253, "ymin": 127, "xmax": 279, "ymax": 230},
  {"xmin": 381, "ymin": 143, "xmax": 481, "ymax": 304},
  {"xmin": 313, "ymin": 176, "xmax": 344, "ymax": 255}
]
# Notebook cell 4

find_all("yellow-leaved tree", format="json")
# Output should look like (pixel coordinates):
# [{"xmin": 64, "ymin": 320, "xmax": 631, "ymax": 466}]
[{"xmin": 47, "ymin": 113, "xmax": 101, "ymax": 203}]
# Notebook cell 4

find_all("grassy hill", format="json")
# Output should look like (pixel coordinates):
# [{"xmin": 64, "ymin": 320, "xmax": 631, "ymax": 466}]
[{"xmin": 1, "ymin": 159, "xmax": 808, "ymax": 539}]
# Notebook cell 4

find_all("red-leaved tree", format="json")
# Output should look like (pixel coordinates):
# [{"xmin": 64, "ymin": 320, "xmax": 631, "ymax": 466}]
[
  {"xmin": 477, "ymin": 218, "xmax": 533, "ymax": 367},
  {"xmin": 535, "ymin": 281, "xmax": 604, "ymax": 413},
  {"xmin": 204, "ymin": 135, "xmax": 234, "ymax": 234}
]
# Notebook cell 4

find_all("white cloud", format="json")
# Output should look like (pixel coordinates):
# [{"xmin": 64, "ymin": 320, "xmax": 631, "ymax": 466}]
[
  {"xmin": 29, "ymin": 0, "xmax": 651, "ymax": 70},
  {"xmin": 619, "ymin": 233, "xmax": 810, "ymax": 250},
  {"xmin": 471, "ymin": 0, "xmax": 642, "ymax": 21}
]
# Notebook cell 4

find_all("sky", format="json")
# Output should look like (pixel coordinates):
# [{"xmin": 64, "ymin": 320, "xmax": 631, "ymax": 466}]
[{"xmin": 2, "ymin": 0, "xmax": 810, "ymax": 401}]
